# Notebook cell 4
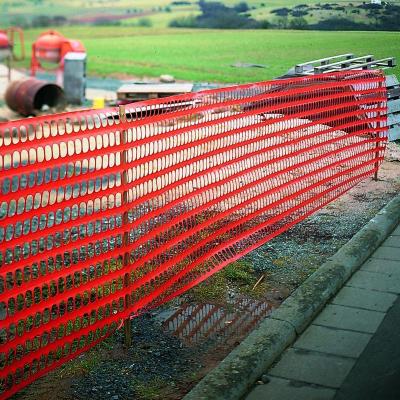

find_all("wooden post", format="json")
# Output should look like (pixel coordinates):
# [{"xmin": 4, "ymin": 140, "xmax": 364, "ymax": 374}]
[
  {"xmin": 373, "ymin": 123, "xmax": 379, "ymax": 181},
  {"xmin": 123, "ymin": 271, "xmax": 132, "ymax": 348},
  {"xmin": 119, "ymin": 105, "xmax": 132, "ymax": 348},
  {"xmin": 373, "ymin": 146, "xmax": 379, "ymax": 181}
]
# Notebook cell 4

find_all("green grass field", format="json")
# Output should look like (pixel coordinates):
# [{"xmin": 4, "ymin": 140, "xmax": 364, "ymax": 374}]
[{"xmin": 15, "ymin": 27, "xmax": 400, "ymax": 83}]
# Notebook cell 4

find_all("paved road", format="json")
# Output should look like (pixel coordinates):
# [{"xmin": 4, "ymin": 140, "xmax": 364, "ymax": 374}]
[{"xmin": 246, "ymin": 224, "xmax": 400, "ymax": 400}]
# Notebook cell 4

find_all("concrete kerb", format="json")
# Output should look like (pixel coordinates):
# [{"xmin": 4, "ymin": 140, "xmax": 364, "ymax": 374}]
[{"xmin": 183, "ymin": 194, "xmax": 400, "ymax": 400}]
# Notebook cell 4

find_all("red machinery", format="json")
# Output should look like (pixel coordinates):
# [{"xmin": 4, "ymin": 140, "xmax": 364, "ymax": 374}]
[
  {"xmin": 0, "ymin": 27, "xmax": 25, "ymax": 80},
  {"xmin": 31, "ymin": 30, "xmax": 85, "ymax": 84}
]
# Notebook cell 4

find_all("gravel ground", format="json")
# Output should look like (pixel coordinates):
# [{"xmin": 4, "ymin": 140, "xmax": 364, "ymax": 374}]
[
  {"xmin": 71, "ymin": 314, "xmax": 204, "ymax": 400},
  {"xmin": 12, "ymin": 313, "xmax": 206, "ymax": 400}
]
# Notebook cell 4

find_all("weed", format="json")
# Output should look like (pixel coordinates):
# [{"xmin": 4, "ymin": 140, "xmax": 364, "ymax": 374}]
[
  {"xmin": 134, "ymin": 377, "xmax": 172, "ymax": 400},
  {"xmin": 222, "ymin": 261, "xmax": 253, "ymax": 284},
  {"xmin": 186, "ymin": 260, "xmax": 263, "ymax": 303}
]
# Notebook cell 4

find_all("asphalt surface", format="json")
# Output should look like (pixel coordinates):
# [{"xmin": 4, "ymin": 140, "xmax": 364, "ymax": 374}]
[{"xmin": 334, "ymin": 294, "xmax": 400, "ymax": 400}]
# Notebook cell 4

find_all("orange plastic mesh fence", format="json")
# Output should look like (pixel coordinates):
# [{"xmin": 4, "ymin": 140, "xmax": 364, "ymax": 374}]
[{"xmin": 0, "ymin": 71, "xmax": 387, "ymax": 398}]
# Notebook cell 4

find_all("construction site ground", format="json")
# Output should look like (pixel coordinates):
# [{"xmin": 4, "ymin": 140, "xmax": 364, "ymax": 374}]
[{"xmin": 1, "ymin": 65, "xmax": 400, "ymax": 400}]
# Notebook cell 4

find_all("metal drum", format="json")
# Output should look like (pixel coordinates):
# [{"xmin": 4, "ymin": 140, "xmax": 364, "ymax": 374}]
[{"xmin": 5, "ymin": 78, "xmax": 66, "ymax": 116}]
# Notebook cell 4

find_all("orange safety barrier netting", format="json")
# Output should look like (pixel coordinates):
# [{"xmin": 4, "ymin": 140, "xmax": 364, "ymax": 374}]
[{"xmin": 0, "ymin": 71, "xmax": 387, "ymax": 398}]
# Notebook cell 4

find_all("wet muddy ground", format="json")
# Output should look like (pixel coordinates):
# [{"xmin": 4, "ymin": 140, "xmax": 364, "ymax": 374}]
[{"xmin": 10, "ymin": 142, "xmax": 400, "ymax": 400}]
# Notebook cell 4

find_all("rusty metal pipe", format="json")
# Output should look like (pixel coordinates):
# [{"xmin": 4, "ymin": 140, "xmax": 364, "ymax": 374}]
[{"xmin": 5, "ymin": 78, "xmax": 66, "ymax": 116}]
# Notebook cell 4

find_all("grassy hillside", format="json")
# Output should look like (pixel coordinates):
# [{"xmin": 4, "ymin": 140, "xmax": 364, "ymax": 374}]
[
  {"xmin": 3, "ymin": 0, "xmax": 399, "ymax": 28},
  {"xmin": 14, "ymin": 26, "xmax": 400, "ymax": 83}
]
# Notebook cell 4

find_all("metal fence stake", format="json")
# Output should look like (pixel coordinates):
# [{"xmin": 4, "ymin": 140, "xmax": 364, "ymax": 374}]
[{"xmin": 119, "ymin": 104, "xmax": 133, "ymax": 348}]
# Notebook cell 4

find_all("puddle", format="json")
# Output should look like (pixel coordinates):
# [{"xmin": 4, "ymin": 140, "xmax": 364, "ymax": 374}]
[{"xmin": 159, "ymin": 296, "xmax": 278, "ymax": 347}]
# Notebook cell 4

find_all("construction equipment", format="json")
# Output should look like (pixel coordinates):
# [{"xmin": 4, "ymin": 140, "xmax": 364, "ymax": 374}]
[
  {"xmin": 281, "ymin": 53, "xmax": 399, "ymax": 141},
  {"xmin": 63, "ymin": 52, "xmax": 87, "ymax": 105},
  {"xmin": 0, "ymin": 27, "xmax": 25, "ymax": 81},
  {"xmin": 282, "ymin": 53, "xmax": 396, "ymax": 77},
  {"xmin": 31, "ymin": 30, "xmax": 86, "ymax": 86}
]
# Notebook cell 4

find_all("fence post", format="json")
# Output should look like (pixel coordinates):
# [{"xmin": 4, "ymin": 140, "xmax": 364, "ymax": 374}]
[
  {"xmin": 119, "ymin": 104, "xmax": 132, "ymax": 348},
  {"xmin": 373, "ymin": 98, "xmax": 380, "ymax": 181},
  {"xmin": 373, "ymin": 80, "xmax": 385, "ymax": 182},
  {"xmin": 373, "ymin": 143, "xmax": 379, "ymax": 181}
]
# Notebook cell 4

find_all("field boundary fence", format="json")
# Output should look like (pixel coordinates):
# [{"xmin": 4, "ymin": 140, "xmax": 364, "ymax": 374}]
[{"xmin": 0, "ymin": 70, "xmax": 387, "ymax": 398}]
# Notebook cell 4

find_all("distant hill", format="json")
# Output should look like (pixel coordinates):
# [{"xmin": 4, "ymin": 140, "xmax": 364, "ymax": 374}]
[{"xmin": 1, "ymin": 0, "xmax": 400, "ymax": 31}]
